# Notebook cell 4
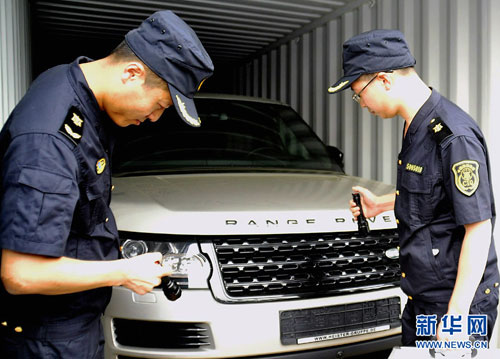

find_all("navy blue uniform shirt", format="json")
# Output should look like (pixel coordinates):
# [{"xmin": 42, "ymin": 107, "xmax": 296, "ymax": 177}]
[
  {"xmin": 395, "ymin": 89, "xmax": 499, "ymax": 303},
  {"xmin": 0, "ymin": 57, "xmax": 119, "ymax": 328}
]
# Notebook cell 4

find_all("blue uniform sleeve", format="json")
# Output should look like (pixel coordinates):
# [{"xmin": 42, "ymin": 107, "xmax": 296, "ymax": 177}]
[
  {"xmin": 0, "ymin": 133, "xmax": 80, "ymax": 257},
  {"xmin": 441, "ymin": 135, "xmax": 492, "ymax": 226}
]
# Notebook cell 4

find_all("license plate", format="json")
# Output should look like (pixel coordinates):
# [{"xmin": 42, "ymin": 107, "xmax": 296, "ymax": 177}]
[{"xmin": 280, "ymin": 297, "xmax": 401, "ymax": 345}]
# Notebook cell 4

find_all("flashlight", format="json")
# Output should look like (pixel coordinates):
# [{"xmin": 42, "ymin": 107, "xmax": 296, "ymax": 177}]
[
  {"xmin": 161, "ymin": 276, "xmax": 182, "ymax": 301},
  {"xmin": 352, "ymin": 193, "xmax": 370, "ymax": 237}
]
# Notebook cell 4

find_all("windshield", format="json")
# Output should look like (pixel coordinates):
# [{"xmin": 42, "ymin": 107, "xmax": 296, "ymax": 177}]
[{"xmin": 112, "ymin": 97, "xmax": 343, "ymax": 176}]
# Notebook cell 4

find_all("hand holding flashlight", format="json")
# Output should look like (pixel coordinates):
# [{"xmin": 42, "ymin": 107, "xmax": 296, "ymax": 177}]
[
  {"xmin": 120, "ymin": 240, "xmax": 182, "ymax": 300},
  {"xmin": 352, "ymin": 192, "xmax": 370, "ymax": 237}
]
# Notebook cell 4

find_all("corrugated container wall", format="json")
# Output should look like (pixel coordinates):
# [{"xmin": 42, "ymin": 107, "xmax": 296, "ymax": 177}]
[
  {"xmin": 235, "ymin": 5, "xmax": 500, "ymax": 334},
  {"xmin": 235, "ymin": 0, "xmax": 499, "ymax": 187},
  {"xmin": 0, "ymin": 0, "xmax": 31, "ymax": 125}
]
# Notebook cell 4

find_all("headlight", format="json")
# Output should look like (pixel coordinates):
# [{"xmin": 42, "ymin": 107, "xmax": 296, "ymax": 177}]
[
  {"xmin": 121, "ymin": 239, "xmax": 148, "ymax": 258},
  {"xmin": 119, "ymin": 236, "xmax": 211, "ymax": 289}
]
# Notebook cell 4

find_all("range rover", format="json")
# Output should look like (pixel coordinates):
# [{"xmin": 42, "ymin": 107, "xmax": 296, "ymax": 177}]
[{"xmin": 103, "ymin": 94, "xmax": 404, "ymax": 359}]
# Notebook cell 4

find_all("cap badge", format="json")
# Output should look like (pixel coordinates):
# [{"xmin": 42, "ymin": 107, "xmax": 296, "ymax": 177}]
[
  {"xmin": 197, "ymin": 78, "xmax": 208, "ymax": 91},
  {"xmin": 96, "ymin": 158, "xmax": 106, "ymax": 175},
  {"xmin": 452, "ymin": 160, "xmax": 479, "ymax": 196},
  {"xmin": 328, "ymin": 80, "xmax": 349, "ymax": 94},
  {"xmin": 175, "ymin": 94, "xmax": 201, "ymax": 127}
]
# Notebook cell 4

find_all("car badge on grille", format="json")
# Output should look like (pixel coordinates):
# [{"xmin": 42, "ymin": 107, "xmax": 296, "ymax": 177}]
[{"xmin": 385, "ymin": 248, "xmax": 399, "ymax": 259}]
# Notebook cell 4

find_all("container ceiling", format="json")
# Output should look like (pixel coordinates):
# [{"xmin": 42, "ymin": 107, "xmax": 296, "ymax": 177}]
[{"xmin": 30, "ymin": 0, "xmax": 359, "ymax": 66}]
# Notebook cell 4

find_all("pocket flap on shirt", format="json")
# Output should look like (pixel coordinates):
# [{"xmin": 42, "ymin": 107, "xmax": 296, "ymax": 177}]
[
  {"xmin": 85, "ymin": 176, "xmax": 105, "ymax": 201},
  {"xmin": 18, "ymin": 167, "xmax": 73, "ymax": 194},
  {"xmin": 401, "ymin": 173, "xmax": 433, "ymax": 194}
]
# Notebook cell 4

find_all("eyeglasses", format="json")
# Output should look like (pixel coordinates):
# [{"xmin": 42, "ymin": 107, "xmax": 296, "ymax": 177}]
[
  {"xmin": 352, "ymin": 71, "xmax": 393, "ymax": 103},
  {"xmin": 352, "ymin": 74, "xmax": 378, "ymax": 103}
]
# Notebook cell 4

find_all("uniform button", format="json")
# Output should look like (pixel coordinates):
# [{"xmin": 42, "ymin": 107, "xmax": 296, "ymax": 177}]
[
  {"xmin": 396, "ymin": 219, "xmax": 400, "ymax": 224},
  {"xmin": 485, "ymin": 288, "xmax": 491, "ymax": 295},
  {"xmin": 402, "ymin": 272, "xmax": 406, "ymax": 278},
  {"xmin": 111, "ymin": 185, "xmax": 115, "ymax": 191},
  {"xmin": 398, "ymin": 160, "xmax": 402, "ymax": 165},
  {"xmin": 408, "ymin": 295, "xmax": 413, "ymax": 300},
  {"xmin": 396, "ymin": 190, "xmax": 400, "ymax": 196},
  {"xmin": 1, "ymin": 321, "xmax": 7, "ymax": 327},
  {"xmin": 14, "ymin": 326, "xmax": 22, "ymax": 333},
  {"xmin": 105, "ymin": 218, "xmax": 109, "ymax": 223},
  {"xmin": 494, "ymin": 282, "xmax": 499, "ymax": 288}
]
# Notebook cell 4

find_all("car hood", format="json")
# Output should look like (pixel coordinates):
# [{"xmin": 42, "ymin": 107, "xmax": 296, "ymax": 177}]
[{"xmin": 111, "ymin": 172, "xmax": 396, "ymax": 235}]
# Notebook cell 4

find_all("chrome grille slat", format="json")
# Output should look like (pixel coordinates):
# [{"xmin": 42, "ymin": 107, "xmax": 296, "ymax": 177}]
[{"xmin": 214, "ymin": 229, "xmax": 400, "ymax": 298}]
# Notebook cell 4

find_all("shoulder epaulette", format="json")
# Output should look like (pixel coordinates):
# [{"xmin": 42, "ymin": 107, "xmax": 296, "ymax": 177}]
[
  {"xmin": 58, "ymin": 106, "xmax": 84, "ymax": 146},
  {"xmin": 427, "ymin": 117, "xmax": 453, "ymax": 144}
]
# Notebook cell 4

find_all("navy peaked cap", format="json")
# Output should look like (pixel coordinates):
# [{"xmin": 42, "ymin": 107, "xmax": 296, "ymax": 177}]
[
  {"xmin": 328, "ymin": 29, "xmax": 416, "ymax": 94},
  {"xmin": 125, "ymin": 10, "xmax": 214, "ymax": 127}
]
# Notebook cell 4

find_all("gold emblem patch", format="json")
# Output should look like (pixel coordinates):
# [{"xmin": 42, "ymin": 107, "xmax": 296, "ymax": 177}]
[
  {"xmin": 452, "ymin": 160, "xmax": 479, "ymax": 196},
  {"xmin": 96, "ymin": 158, "xmax": 106, "ymax": 175}
]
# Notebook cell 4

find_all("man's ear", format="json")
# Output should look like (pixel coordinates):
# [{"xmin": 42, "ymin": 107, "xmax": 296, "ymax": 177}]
[
  {"xmin": 121, "ymin": 62, "xmax": 147, "ymax": 85},
  {"xmin": 378, "ymin": 72, "xmax": 394, "ymax": 90}
]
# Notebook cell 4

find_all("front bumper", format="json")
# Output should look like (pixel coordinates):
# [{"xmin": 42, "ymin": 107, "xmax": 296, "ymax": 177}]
[{"xmin": 103, "ymin": 286, "xmax": 405, "ymax": 359}]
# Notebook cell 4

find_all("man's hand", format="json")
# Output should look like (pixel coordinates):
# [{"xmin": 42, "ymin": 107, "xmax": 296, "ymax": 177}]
[
  {"xmin": 119, "ymin": 252, "xmax": 172, "ymax": 295},
  {"xmin": 436, "ymin": 314, "xmax": 469, "ymax": 342},
  {"xmin": 350, "ymin": 186, "xmax": 395, "ymax": 220}
]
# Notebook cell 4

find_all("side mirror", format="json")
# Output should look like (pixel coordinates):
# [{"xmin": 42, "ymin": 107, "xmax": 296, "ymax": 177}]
[{"xmin": 326, "ymin": 146, "xmax": 344, "ymax": 172}]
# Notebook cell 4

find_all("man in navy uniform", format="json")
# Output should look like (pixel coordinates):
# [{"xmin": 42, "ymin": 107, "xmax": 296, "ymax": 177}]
[
  {"xmin": 329, "ymin": 29, "xmax": 499, "ymax": 345},
  {"xmin": 0, "ymin": 10, "xmax": 213, "ymax": 358}
]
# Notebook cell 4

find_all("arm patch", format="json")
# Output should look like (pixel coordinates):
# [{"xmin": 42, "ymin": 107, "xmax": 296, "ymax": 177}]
[{"xmin": 427, "ymin": 117, "xmax": 452, "ymax": 144}]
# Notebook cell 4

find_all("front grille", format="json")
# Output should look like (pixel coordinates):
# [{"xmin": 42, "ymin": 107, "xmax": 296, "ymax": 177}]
[
  {"xmin": 214, "ymin": 229, "xmax": 399, "ymax": 298},
  {"xmin": 113, "ymin": 319, "xmax": 213, "ymax": 349}
]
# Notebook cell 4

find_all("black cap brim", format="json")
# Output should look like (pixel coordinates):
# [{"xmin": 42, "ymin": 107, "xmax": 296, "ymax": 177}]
[
  {"xmin": 327, "ymin": 73, "xmax": 362, "ymax": 94},
  {"xmin": 168, "ymin": 83, "xmax": 201, "ymax": 127}
]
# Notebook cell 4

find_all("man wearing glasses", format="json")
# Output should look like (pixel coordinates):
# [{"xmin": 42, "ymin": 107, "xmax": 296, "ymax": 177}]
[{"xmin": 329, "ymin": 29, "xmax": 499, "ymax": 346}]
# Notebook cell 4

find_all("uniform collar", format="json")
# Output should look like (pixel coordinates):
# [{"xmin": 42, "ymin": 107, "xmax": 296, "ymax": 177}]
[
  {"xmin": 67, "ymin": 56, "xmax": 108, "ymax": 128},
  {"xmin": 407, "ymin": 88, "xmax": 441, "ymax": 137},
  {"xmin": 68, "ymin": 57, "xmax": 118, "ymax": 145},
  {"xmin": 67, "ymin": 57, "xmax": 118, "ymax": 153}
]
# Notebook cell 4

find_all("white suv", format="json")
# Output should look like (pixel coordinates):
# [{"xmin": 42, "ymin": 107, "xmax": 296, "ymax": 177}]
[{"xmin": 103, "ymin": 94, "xmax": 404, "ymax": 359}]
